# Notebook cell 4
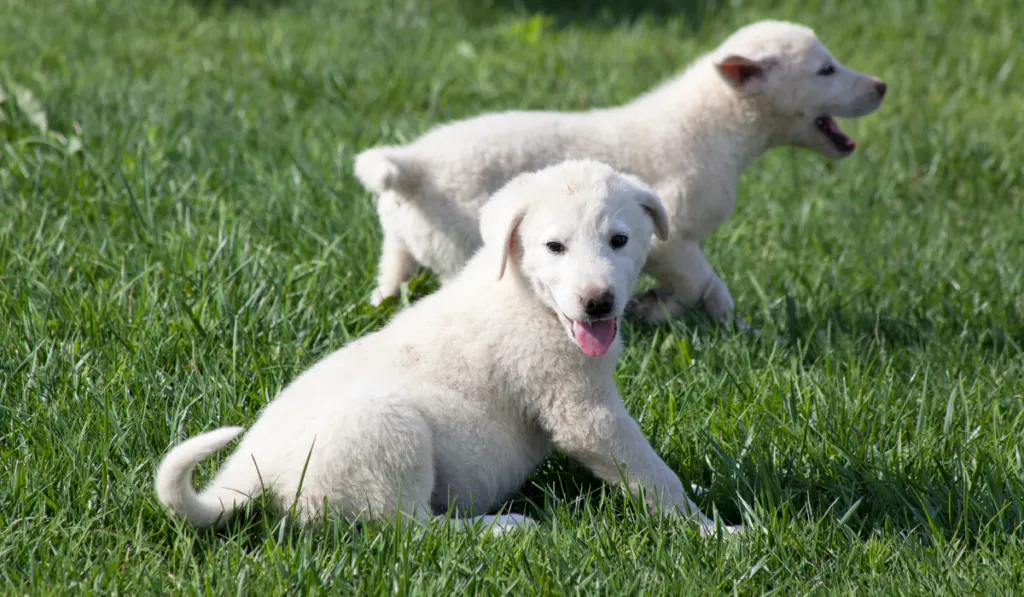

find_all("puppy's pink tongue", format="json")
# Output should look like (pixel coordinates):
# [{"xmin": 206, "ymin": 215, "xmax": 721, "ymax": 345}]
[{"xmin": 572, "ymin": 319, "xmax": 616, "ymax": 357}]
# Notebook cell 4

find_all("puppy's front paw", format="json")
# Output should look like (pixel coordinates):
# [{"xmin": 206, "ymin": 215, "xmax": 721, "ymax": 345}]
[
  {"xmin": 625, "ymin": 289, "xmax": 670, "ymax": 325},
  {"xmin": 368, "ymin": 287, "xmax": 396, "ymax": 307},
  {"xmin": 697, "ymin": 522, "xmax": 744, "ymax": 538},
  {"xmin": 719, "ymin": 524, "xmax": 744, "ymax": 537},
  {"xmin": 700, "ymin": 277, "xmax": 734, "ymax": 320},
  {"xmin": 479, "ymin": 513, "xmax": 537, "ymax": 536}
]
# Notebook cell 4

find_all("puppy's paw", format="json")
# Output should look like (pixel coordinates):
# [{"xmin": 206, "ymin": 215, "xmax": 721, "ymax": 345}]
[
  {"xmin": 479, "ymin": 513, "xmax": 537, "ymax": 536},
  {"xmin": 720, "ymin": 524, "xmax": 744, "ymax": 536},
  {"xmin": 697, "ymin": 522, "xmax": 744, "ymax": 538},
  {"xmin": 700, "ymin": 277, "xmax": 734, "ymax": 320},
  {"xmin": 368, "ymin": 287, "xmax": 396, "ymax": 307},
  {"xmin": 625, "ymin": 289, "xmax": 670, "ymax": 325}
]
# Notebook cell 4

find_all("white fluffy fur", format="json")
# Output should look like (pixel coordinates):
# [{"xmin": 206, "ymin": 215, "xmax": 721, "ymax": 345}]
[
  {"xmin": 156, "ymin": 160, "xmax": 736, "ymax": 536},
  {"xmin": 354, "ymin": 20, "xmax": 886, "ymax": 322}
]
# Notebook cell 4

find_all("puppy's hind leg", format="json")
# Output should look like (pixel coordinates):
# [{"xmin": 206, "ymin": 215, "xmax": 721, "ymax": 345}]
[
  {"xmin": 370, "ymin": 230, "xmax": 418, "ymax": 307},
  {"xmin": 300, "ymin": 395, "xmax": 437, "ymax": 523}
]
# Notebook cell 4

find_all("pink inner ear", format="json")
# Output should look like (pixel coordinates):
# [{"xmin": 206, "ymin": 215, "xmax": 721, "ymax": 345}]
[{"xmin": 718, "ymin": 60, "xmax": 762, "ymax": 85}]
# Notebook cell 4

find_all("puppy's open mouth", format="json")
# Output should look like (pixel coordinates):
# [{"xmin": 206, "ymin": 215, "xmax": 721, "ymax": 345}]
[
  {"xmin": 568, "ymin": 317, "xmax": 618, "ymax": 358},
  {"xmin": 815, "ymin": 116, "xmax": 856, "ymax": 154}
]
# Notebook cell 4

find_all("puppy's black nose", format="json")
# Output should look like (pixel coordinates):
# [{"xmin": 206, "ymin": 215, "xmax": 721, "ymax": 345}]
[
  {"xmin": 875, "ymin": 81, "xmax": 887, "ymax": 98},
  {"xmin": 584, "ymin": 292, "xmax": 615, "ymax": 319}
]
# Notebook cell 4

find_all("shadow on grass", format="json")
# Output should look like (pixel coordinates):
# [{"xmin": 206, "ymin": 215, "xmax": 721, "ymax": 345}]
[
  {"xmin": 459, "ymin": 0, "xmax": 727, "ymax": 29},
  {"xmin": 711, "ymin": 444, "xmax": 1024, "ymax": 544},
  {"xmin": 622, "ymin": 292, "xmax": 1020, "ymax": 372},
  {"xmin": 164, "ymin": 444, "xmax": 1022, "ymax": 553}
]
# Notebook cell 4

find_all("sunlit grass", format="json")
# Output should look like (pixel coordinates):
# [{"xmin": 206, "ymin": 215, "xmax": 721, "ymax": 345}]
[{"xmin": 1, "ymin": 0, "xmax": 1022, "ymax": 593}]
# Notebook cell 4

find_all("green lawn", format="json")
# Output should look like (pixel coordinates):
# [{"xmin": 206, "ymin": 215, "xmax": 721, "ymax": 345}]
[{"xmin": 2, "ymin": 0, "xmax": 1022, "ymax": 593}]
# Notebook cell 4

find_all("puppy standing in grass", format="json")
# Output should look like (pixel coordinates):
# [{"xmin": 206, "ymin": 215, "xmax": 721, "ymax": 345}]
[
  {"xmin": 355, "ymin": 20, "xmax": 887, "ymax": 323},
  {"xmin": 156, "ymin": 160, "xmax": 736, "ymax": 535}
]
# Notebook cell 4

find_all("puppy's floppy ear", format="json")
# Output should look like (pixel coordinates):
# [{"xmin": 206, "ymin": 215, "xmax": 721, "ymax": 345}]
[
  {"xmin": 479, "ymin": 180, "xmax": 530, "ymax": 281},
  {"xmin": 715, "ymin": 54, "xmax": 776, "ymax": 89},
  {"xmin": 619, "ymin": 174, "xmax": 670, "ymax": 241}
]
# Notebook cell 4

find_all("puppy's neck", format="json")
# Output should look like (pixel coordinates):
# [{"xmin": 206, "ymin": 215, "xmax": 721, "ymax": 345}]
[
  {"xmin": 622, "ymin": 58, "xmax": 775, "ymax": 178},
  {"xmin": 500, "ymin": 263, "xmax": 550, "ymax": 314}
]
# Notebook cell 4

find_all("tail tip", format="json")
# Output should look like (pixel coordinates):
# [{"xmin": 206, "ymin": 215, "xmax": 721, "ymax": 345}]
[
  {"xmin": 354, "ymin": 150, "xmax": 402, "ymax": 193},
  {"xmin": 216, "ymin": 426, "xmax": 245, "ymax": 442},
  {"xmin": 192, "ymin": 426, "xmax": 245, "ymax": 452},
  {"xmin": 154, "ymin": 425, "xmax": 247, "ymax": 521}
]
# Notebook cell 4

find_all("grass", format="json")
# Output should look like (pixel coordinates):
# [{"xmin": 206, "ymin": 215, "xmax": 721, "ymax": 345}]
[{"xmin": 1, "ymin": 0, "xmax": 1022, "ymax": 593}]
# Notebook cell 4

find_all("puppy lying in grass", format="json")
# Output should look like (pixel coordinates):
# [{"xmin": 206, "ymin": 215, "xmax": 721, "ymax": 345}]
[
  {"xmin": 156, "ymin": 160, "xmax": 737, "ymax": 536},
  {"xmin": 355, "ymin": 20, "xmax": 886, "ymax": 323}
]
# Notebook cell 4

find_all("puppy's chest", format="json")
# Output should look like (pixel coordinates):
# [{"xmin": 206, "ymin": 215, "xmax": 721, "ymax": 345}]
[{"xmin": 392, "ymin": 310, "xmax": 605, "ymax": 412}]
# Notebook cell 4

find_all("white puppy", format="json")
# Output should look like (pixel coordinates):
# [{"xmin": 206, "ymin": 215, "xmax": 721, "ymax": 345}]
[
  {"xmin": 354, "ymin": 20, "xmax": 886, "ymax": 322},
  {"xmin": 156, "ymin": 160, "xmax": 734, "ymax": 535}
]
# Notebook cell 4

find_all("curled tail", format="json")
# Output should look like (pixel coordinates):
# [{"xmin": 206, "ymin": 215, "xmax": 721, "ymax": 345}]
[
  {"xmin": 353, "ymin": 147, "xmax": 422, "ymax": 195},
  {"xmin": 155, "ymin": 426, "xmax": 255, "ymax": 529}
]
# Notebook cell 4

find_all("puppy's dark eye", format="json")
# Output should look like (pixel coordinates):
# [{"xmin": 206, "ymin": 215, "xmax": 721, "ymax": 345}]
[
  {"xmin": 610, "ymin": 234, "xmax": 628, "ymax": 249},
  {"xmin": 817, "ymin": 64, "xmax": 836, "ymax": 76},
  {"xmin": 546, "ymin": 241, "xmax": 566, "ymax": 254}
]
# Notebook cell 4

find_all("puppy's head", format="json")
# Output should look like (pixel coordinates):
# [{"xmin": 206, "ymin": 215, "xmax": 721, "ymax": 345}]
[
  {"xmin": 479, "ymin": 160, "xmax": 669, "ymax": 358},
  {"xmin": 713, "ymin": 20, "xmax": 887, "ymax": 159}
]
